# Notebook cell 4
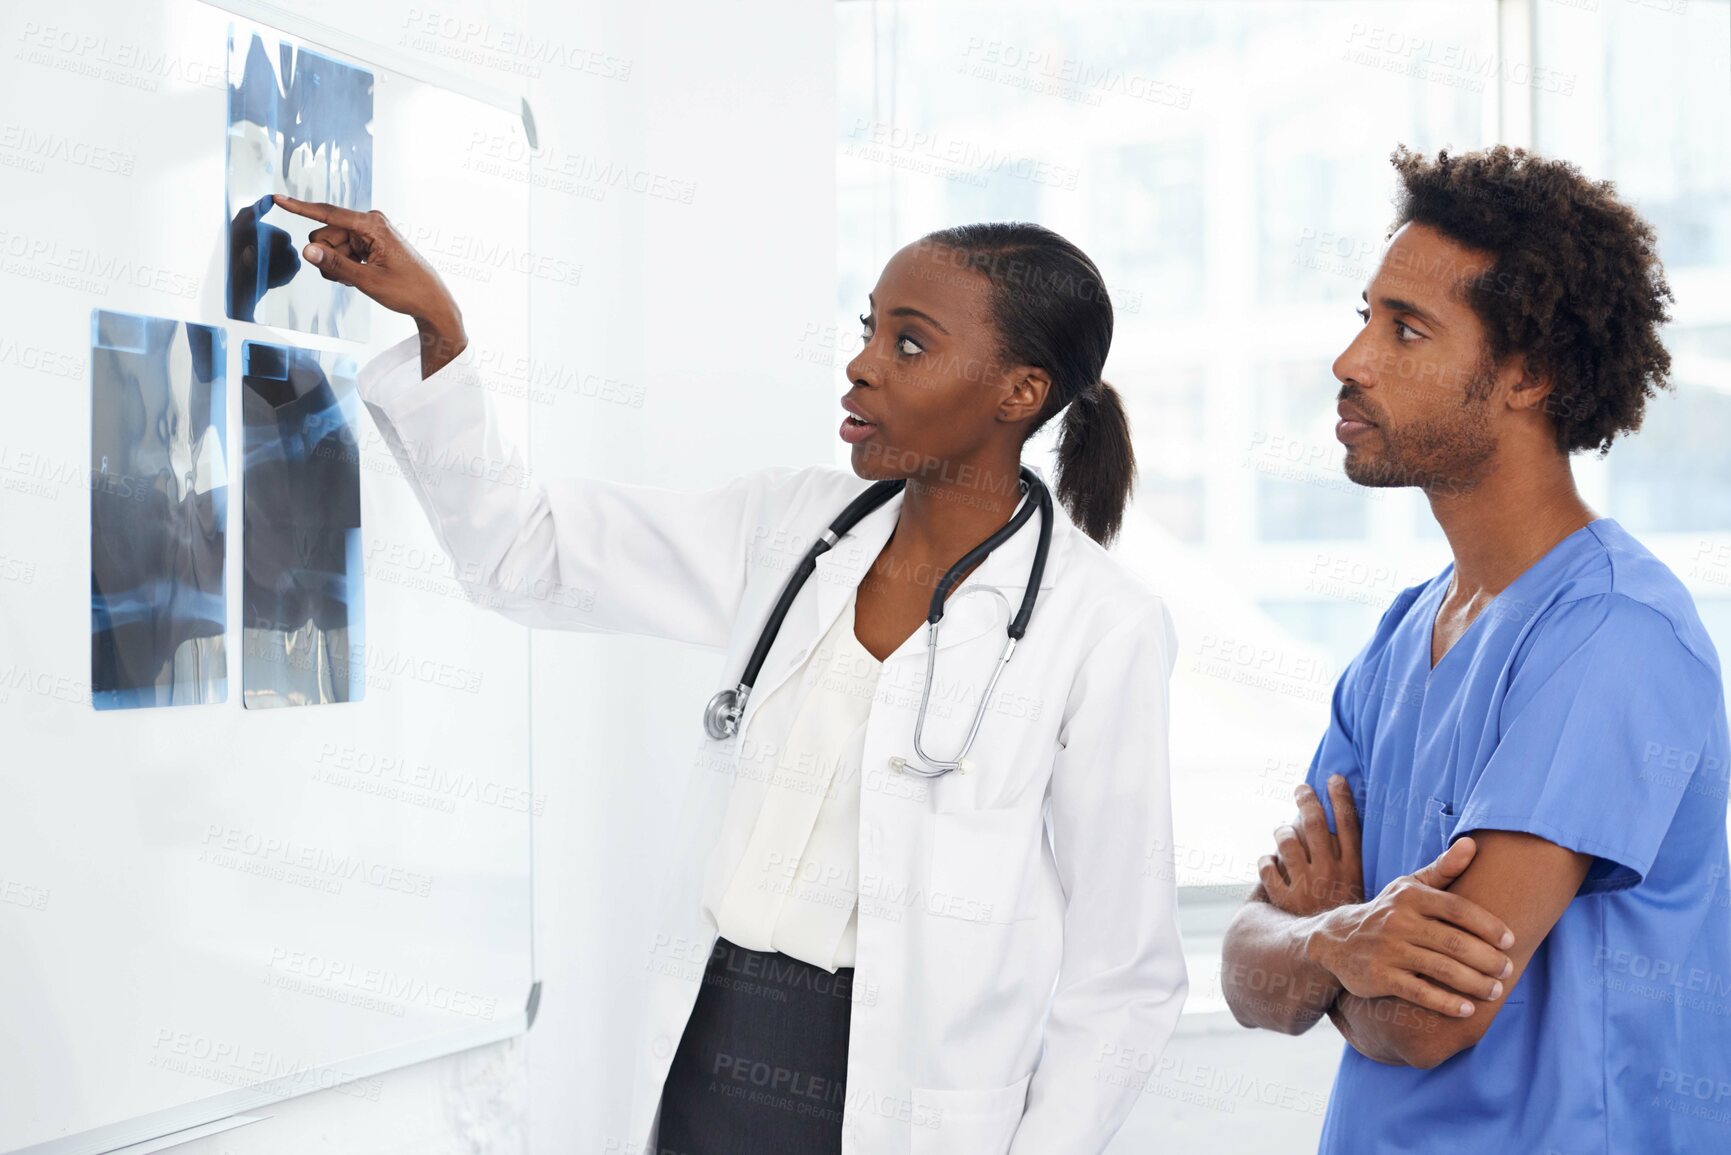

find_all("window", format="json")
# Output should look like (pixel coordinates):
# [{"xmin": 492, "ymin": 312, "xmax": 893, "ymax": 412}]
[{"xmin": 837, "ymin": 0, "xmax": 1501, "ymax": 905}]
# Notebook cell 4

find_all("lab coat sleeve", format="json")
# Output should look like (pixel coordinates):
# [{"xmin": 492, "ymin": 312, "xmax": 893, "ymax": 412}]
[
  {"xmin": 355, "ymin": 332, "xmax": 802, "ymax": 646},
  {"xmin": 1007, "ymin": 597, "xmax": 1188, "ymax": 1155}
]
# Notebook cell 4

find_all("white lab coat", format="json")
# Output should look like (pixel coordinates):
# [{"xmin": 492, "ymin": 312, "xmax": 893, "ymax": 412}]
[{"xmin": 356, "ymin": 336, "xmax": 1187, "ymax": 1155}]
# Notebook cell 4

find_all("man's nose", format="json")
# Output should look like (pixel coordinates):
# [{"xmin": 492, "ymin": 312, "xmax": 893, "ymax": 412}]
[{"xmin": 1331, "ymin": 328, "xmax": 1372, "ymax": 389}]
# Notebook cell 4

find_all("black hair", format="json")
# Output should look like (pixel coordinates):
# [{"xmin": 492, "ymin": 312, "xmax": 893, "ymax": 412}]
[
  {"xmin": 919, "ymin": 222, "xmax": 1136, "ymax": 546},
  {"xmin": 1389, "ymin": 144, "xmax": 1674, "ymax": 455}
]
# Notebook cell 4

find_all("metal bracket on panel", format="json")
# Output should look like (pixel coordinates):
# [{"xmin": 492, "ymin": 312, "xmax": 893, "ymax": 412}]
[{"xmin": 520, "ymin": 98, "xmax": 539, "ymax": 150}]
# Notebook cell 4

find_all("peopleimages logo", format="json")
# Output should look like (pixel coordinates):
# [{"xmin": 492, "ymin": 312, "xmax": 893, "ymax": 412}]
[
  {"xmin": 201, "ymin": 825, "xmax": 435, "ymax": 897},
  {"xmin": 265, "ymin": 947, "xmax": 499, "ymax": 1021},
  {"xmin": 1658, "ymin": 1068, "xmax": 1731, "ymax": 1103},
  {"xmin": 0, "ymin": 228, "xmax": 198, "ymax": 297},
  {"xmin": 1594, "ymin": 945, "xmax": 1731, "ymax": 990}
]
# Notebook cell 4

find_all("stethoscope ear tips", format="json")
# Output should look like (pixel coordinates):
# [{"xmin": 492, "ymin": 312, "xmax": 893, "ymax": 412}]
[
  {"xmin": 888, "ymin": 756, "xmax": 908, "ymax": 774},
  {"xmin": 956, "ymin": 757, "xmax": 974, "ymax": 775}
]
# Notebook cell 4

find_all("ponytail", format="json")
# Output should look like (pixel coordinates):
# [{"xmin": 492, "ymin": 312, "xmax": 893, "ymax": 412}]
[{"xmin": 1056, "ymin": 379, "xmax": 1137, "ymax": 547}]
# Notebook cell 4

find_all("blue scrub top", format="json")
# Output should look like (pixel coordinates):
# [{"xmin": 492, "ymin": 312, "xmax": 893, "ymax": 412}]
[{"xmin": 1305, "ymin": 519, "xmax": 1731, "ymax": 1154}]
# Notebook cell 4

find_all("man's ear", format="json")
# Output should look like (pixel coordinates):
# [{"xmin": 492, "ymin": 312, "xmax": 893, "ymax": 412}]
[
  {"xmin": 1508, "ymin": 355, "xmax": 1556, "ymax": 412},
  {"xmin": 1001, "ymin": 365, "xmax": 1052, "ymax": 424}
]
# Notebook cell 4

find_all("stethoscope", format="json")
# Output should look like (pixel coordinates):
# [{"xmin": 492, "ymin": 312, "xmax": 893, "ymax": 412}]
[{"xmin": 702, "ymin": 465, "xmax": 1053, "ymax": 777}]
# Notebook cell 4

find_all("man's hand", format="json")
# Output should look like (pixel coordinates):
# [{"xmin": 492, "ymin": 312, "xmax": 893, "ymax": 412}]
[
  {"xmin": 1261, "ymin": 774, "xmax": 1365, "ymax": 917},
  {"xmin": 1306, "ymin": 838, "xmax": 1516, "ymax": 1019}
]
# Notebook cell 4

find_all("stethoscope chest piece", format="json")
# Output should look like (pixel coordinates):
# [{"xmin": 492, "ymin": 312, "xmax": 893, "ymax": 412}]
[
  {"xmin": 703, "ymin": 685, "xmax": 747, "ymax": 740},
  {"xmin": 701, "ymin": 465, "xmax": 1052, "ymax": 776}
]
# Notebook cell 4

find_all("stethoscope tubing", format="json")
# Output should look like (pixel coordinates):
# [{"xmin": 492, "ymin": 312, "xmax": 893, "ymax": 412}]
[{"xmin": 704, "ymin": 465, "xmax": 1053, "ymax": 779}]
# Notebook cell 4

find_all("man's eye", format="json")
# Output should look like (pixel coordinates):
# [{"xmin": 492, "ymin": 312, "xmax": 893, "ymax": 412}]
[
  {"xmin": 1395, "ymin": 320, "xmax": 1422, "ymax": 341},
  {"xmin": 1356, "ymin": 307, "xmax": 1370, "ymax": 324}
]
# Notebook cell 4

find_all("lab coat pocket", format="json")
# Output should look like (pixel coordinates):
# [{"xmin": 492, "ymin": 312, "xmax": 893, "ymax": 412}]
[
  {"xmin": 928, "ymin": 803, "xmax": 1041, "ymax": 925},
  {"xmin": 910, "ymin": 1071, "xmax": 1032, "ymax": 1155}
]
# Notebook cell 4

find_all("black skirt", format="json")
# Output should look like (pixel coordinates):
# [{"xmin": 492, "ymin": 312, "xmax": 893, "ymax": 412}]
[{"xmin": 657, "ymin": 937, "xmax": 855, "ymax": 1155}]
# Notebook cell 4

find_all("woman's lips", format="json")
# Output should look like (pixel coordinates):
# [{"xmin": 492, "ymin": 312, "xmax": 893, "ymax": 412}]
[{"xmin": 840, "ymin": 414, "xmax": 879, "ymax": 444}]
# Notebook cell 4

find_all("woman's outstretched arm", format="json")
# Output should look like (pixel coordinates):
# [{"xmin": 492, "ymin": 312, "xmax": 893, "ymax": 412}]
[{"xmin": 276, "ymin": 195, "xmax": 811, "ymax": 644}]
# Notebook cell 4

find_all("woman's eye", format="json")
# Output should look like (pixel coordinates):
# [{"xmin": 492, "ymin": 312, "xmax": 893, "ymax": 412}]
[
  {"xmin": 858, "ymin": 313, "xmax": 873, "ymax": 345},
  {"xmin": 897, "ymin": 336, "xmax": 923, "ymax": 357}
]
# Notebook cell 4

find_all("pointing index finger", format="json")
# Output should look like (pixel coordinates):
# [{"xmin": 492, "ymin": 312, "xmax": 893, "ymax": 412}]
[{"xmin": 271, "ymin": 193, "xmax": 368, "ymax": 230}]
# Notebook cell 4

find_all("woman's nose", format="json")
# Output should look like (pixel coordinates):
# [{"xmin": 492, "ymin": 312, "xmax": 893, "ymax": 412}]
[{"xmin": 844, "ymin": 346, "xmax": 879, "ymax": 389}]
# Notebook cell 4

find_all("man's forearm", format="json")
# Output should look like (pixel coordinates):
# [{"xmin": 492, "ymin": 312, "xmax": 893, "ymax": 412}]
[
  {"xmin": 1326, "ymin": 993, "xmax": 1434, "ymax": 1066},
  {"xmin": 1221, "ymin": 893, "xmax": 1343, "ymax": 1034},
  {"xmin": 1225, "ymin": 904, "xmax": 1446, "ymax": 1054}
]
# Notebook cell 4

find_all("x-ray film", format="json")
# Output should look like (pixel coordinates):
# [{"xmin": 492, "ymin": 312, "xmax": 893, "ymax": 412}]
[
  {"xmin": 226, "ymin": 28, "xmax": 374, "ymax": 340},
  {"xmin": 241, "ymin": 341, "xmax": 365, "ymax": 708},
  {"xmin": 89, "ymin": 311, "xmax": 228, "ymax": 710}
]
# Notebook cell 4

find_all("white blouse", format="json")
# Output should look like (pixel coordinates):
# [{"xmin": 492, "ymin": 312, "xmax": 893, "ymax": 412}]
[{"xmin": 709, "ymin": 588, "xmax": 881, "ymax": 971}]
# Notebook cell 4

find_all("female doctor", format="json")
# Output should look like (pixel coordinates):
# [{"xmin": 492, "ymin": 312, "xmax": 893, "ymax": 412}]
[{"xmin": 276, "ymin": 194, "xmax": 1185, "ymax": 1155}]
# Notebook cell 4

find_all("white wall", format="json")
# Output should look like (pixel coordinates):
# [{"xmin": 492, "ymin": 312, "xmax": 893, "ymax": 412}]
[
  {"xmin": 523, "ymin": 0, "xmax": 838, "ymax": 1151},
  {"xmin": 174, "ymin": 1, "xmax": 836, "ymax": 1152}
]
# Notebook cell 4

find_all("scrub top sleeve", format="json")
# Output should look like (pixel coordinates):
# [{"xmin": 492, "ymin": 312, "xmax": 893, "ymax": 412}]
[
  {"xmin": 1305, "ymin": 655, "xmax": 1366, "ymax": 834},
  {"xmin": 1303, "ymin": 584, "xmax": 1425, "ymax": 833},
  {"xmin": 1455, "ymin": 593, "xmax": 1721, "ymax": 895}
]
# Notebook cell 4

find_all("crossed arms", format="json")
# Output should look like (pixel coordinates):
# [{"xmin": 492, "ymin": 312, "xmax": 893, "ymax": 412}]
[{"xmin": 1220, "ymin": 775, "xmax": 1591, "ymax": 1069}]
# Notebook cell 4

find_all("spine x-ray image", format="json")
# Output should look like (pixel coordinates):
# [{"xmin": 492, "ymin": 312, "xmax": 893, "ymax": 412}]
[
  {"xmin": 226, "ymin": 27, "xmax": 373, "ymax": 340},
  {"xmin": 89, "ymin": 311, "xmax": 228, "ymax": 710},
  {"xmin": 241, "ymin": 341, "xmax": 365, "ymax": 708}
]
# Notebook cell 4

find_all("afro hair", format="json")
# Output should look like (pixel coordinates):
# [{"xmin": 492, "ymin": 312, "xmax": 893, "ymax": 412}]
[{"xmin": 1388, "ymin": 144, "xmax": 1674, "ymax": 455}]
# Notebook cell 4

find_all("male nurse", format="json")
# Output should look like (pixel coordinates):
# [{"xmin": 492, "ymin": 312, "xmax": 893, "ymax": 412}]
[{"xmin": 1221, "ymin": 144, "xmax": 1731, "ymax": 1153}]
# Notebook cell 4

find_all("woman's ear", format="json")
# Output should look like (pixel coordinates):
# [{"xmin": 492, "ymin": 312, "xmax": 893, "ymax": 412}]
[{"xmin": 1001, "ymin": 366, "xmax": 1052, "ymax": 424}]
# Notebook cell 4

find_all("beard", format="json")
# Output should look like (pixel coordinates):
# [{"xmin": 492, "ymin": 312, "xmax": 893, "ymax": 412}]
[{"xmin": 1342, "ymin": 355, "xmax": 1498, "ymax": 495}]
